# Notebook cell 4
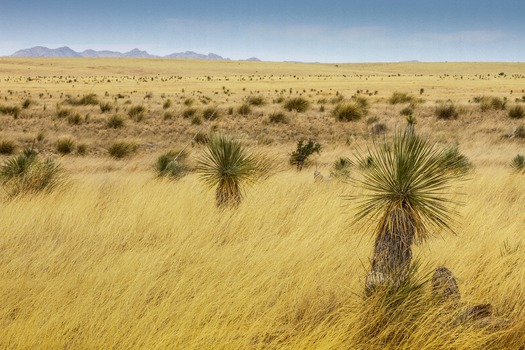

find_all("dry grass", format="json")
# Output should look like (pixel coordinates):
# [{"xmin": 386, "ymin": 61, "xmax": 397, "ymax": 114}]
[{"xmin": 0, "ymin": 59, "xmax": 525, "ymax": 348}]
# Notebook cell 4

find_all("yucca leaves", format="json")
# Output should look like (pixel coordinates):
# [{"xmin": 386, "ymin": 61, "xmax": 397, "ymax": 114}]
[
  {"xmin": 352, "ymin": 131, "xmax": 466, "ymax": 243},
  {"xmin": 196, "ymin": 135, "xmax": 272, "ymax": 208}
]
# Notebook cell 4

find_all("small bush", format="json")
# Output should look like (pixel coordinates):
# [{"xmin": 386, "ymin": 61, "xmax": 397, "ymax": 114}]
[
  {"xmin": 508, "ymin": 105, "xmax": 525, "ymax": 119},
  {"xmin": 268, "ymin": 112, "xmax": 290, "ymax": 124},
  {"xmin": 194, "ymin": 132, "xmax": 208, "ymax": 145},
  {"xmin": 400, "ymin": 106, "xmax": 414, "ymax": 116},
  {"xmin": 56, "ymin": 108, "xmax": 73, "ymax": 119},
  {"xmin": 247, "ymin": 95, "xmax": 265, "ymax": 106},
  {"xmin": 163, "ymin": 111, "xmax": 175, "ymax": 120},
  {"xmin": 191, "ymin": 115, "xmax": 202, "ymax": 125},
  {"xmin": 0, "ymin": 105, "xmax": 21, "ymax": 118},
  {"xmin": 106, "ymin": 114, "xmax": 125, "ymax": 128},
  {"xmin": 67, "ymin": 113, "xmax": 82, "ymax": 125},
  {"xmin": 238, "ymin": 103, "xmax": 252, "ymax": 116},
  {"xmin": 154, "ymin": 150, "xmax": 191, "ymax": 179},
  {"xmin": 284, "ymin": 97, "xmax": 310, "ymax": 112},
  {"xmin": 478, "ymin": 96, "xmax": 507, "ymax": 111},
  {"xmin": 183, "ymin": 98, "xmax": 195, "ymax": 106},
  {"xmin": 65, "ymin": 93, "xmax": 99, "ymax": 106},
  {"xmin": 511, "ymin": 154, "xmax": 525, "ymax": 173},
  {"xmin": 513, "ymin": 125, "xmax": 525, "ymax": 139},
  {"xmin": 163, "ymin": 99, "xmax": 172, "ymax": 109},
  {"xmin": 128, "ymin": 105, "xmax": 146, "ymax": 122},
  {"xmin": 183, "ymin": 107, "xmax": 197, "ymax": 119},
  {"xmin": 76, "ymin": 143, "xmax": 88, "ymax": 156},
  {"xmin": 56, "ymin": 137, "xmax": 76, "ymax": 155},
  {"xmin": 435, "ymin": 101, "xmax": 459, "ymax": 120},
  {"xmin": 108, "ymin": 141, "xmax": 137, "ymax": 159},
  {"xmin": 332, "ymin": 102, "xmax": 366, "ymax": 122},
  {"xmin": 21, "ymin": 98, "xmax": 32, "ymax": 109},
  {"xmin": 330, "ymin": 157, "xmax": 352, "ymax": 179},
  {"xmin": 99, "ymin": 102, "xmax": 113, "ymax": 113},
  {"xmin": 0, "ymin": 140, "xmax": 16, "ymax": 155},
  {"xmin": 440, "ymin": 146, "xmax": 473, "ymax": 175},
  {"xmin": 0, "ymin": 149, "xmax": 63, "ymax": 198},
  {"xmin": 389, "ymin": 92, "xmax": 414, "ymax": 104},
  {"xmin": 202, "ymin": 107, "xmax": 220, "ymax": 121},
  {"xmin": 289, "ymin": 139, "xmax": 321, "ymax": 171}
]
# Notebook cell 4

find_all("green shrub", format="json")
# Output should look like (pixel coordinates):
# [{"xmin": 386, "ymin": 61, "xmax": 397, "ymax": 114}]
[
  {"xmin": 21, "ymin": 98, "xmax": 32, "ymax": 109},
  {"xmin": 202, "ymin": 107, "xmax": 220, "ymax": 121},
  {"xmin": 108, "ymin": 141, "xmax": 137, "ymax": 159},
  {"xmin": 163, "ymin": 99, "xmax": 172, "ymax": 109},
  {"xmin": 440, "ymin": 146, "xmax": 473, "ymax": 175},
  {"xmin": 163, "ymin": 111, "xmax": 175, "ymax": 120},
  {"xmin": 435, "ymin": 101, "xmax": 459, "ymax": 120},
  {"xmin": 128, "ymin": 105, "xmax": 146, "ymax": 122},
  {"xmin": 332, "ymin": 102, "xmax": 366, "ymax": 122},
  {"xmin": 191, "ymin": 115, "xmax": 202, "ymax": 125},
  {"xmin": 511, "ymin": 154, "xmax": 525, "ymax": 173},
  {"xmin": 238, "ymin": 103, "xmax": 252, "ymax": 116},
  {"xmin": 183, "ymin": 107, "xmax": 197, "ymax": 119},
  {"xmin": 64, "ymin": 93, "xmax": 99, "ymax": 106},
  {"xmin": 194, "ymin": 132, "xmax": 209, "ymax": 145},
  {"xmin": 154, "ymin": 150, "xmax": 191, "ymax": 179},
  {"xmin": 289, "ymin": 139, "xmax": 321, "ymax": 170},
  {"xmin": 56, "ymin": 108, "xmax": 73, "ymax": 119},
  {"xmin": 268, "ymin": 112, "xmax": 289, "ymax": 124},
  {"xmin": 67, "ymin": 113, "xmax": 82, "ymax": 125},
  {"xmin": 99, "ymin": 102, "xmax": 113, "ymax": 113},
  {"xmin": 247, "ymin": 95, "xmax": 265, "ymax": 106},
  {"xmin": 478, "ymin": 96, "xmax": 507, "ymax": 111},
  {"xmin": 508, "ymin": 105, "xmax": 525, "ymax": 119},
  {"xmin": 330, "ymin": 157, "xmax": 352, "ymax": 179},
  {"xmin": 389, "ymin": 92, "xmax": 414, "ymax": 104},
  {"xmin": 0, "ymin": 105, "xmax": 21, "ymax": 118},
  {"xmin": 400, "ymin": 106, "xmax": 414, "ymax": 116},
  {"xmin": 513, "ymin": 125, "xmax": 525, "ymax": 139},
  {"xmin": 0, "ymin": 149, "xmax": 63, "ymax": 198},
  {"xmin": 106, "ymin": 114, "xmax": 125, "ymax": 128},
  {"xmin": 0, "ymin": 140, "xmax": 16, "ymax": 155},
  {"xmin": 76, "ymin": 143, "xmax": 88, "ymax": 156},
  {"xmin": 56, "ymin": 137, "xmax": 76, "ymax": 155},
  {"xmin": 284, "ymin": 97, "xmax": 310, "ymax": 112},
  {"xmin": 183, "ymin": 98, "xmax": 194, "ymax": 106}
]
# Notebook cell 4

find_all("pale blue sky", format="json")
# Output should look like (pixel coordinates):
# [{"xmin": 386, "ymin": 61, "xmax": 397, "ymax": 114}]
[{"xmin": 1, "ymin": 0, "xmax": 523, "ymax": 62}]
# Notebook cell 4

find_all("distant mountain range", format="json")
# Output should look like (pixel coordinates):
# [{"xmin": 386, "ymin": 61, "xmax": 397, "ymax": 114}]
[{"xmin": 10, "ymin": 46, "xmax": 261, "ymax": 61}]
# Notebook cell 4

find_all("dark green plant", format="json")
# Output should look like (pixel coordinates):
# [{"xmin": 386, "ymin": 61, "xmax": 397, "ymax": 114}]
[
  {"xmin": 106, "ymin": 114, "xmax": 125, "ymax": 129},
  {"xmin": 65, "ymin": 93, "xmax": 99, "ymax": 106},
  {"xmin": 21, "ymin": 98, "xmax": 32, "ymax": 109},
  {"xmin": 108, "ymin": 141, "xmax": 137, "ymax": 159},
  {"xmin": 388, "ymin": 92, "xmax": 414, "ymax": 105},
  {"xmin": 284, "ymin": 97, "xmax": 310, "ymax": 112},
  {"xmin": 99, "ymin": 102, "xmax": 113, "ymax": 113},
  {"xmin": 128, "ymin": 105, "xmax": 146, "ymax": 122},
  {"xmin": 202, "ymin": 107, "xmax": 219, "ymax": 121},
  {"xmin": 268, "ymin": 112, "xmax": 289, "ymax": 124},
  {"xmin": 196, "ymin": 134, "xmax": 272, "ymax": 208},
  {"xmin": 350, "ymin": 131, "xmax": 465, "ymax": 295},
  {"xmin": 76, "ymin": 143, "xmax": 88, "ymax": 156},
  {"xmin": 440, "ymin": 146, "xmax": 473, "ymax": 175},
  {"xmin": 154, "ymin": 150, "xmax": 191, "ymax": 179},
  {"xmin": 332, "ymin": 102, "xmax": 366, "ymax": 122},
  {"xmin": 183, "ymin": 107, "xmax": 198, "ymax": 119},
  {"xmin": 289, "ymin": 139, "xmax": 321, "ymax": 171},
  {"xmin": 247, "ymin": 95, "xmax": 265, "ymax": 106},
  {"xmin": 0, "ymin": 148, "xmax": 63, "ymax": 198},
  {"xmin": 511, "ymin": 154, "xmax": 524, "ymax": 173},
  {"xmin": 238, "ymin": 103, "xmax": 252, "ymax": 116},
  {"xmin": 508, "ymin": 105, "xmax": 525, "ymax": 119},
  {"xmin": 0, "ymin": 105, "xmax": 21, "ymax": 118},
  {"xmin": 435, "ymin": 101, "xmax": 459, "ymax": 120},
  {"xmin": 330, "ymin": 157, "xmax": 352, "ymax": 179},
  {"xmin": 0, "ymin": 140, "xmax": 16, "ymax": 155},
  {"xmin": 56, "ymin": 137, "xmax": 76, "ymax": 155}
]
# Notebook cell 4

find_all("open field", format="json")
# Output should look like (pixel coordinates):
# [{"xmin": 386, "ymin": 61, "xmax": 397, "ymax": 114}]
[{"xmin": 0, "ymin": 59, "xmax": 525, "ymax": 348}]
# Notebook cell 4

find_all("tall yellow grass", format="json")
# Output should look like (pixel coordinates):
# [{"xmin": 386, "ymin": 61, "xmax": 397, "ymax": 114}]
[{"xmin": 0, "ymin": 165, "xmax": 524, "ymax": 348}]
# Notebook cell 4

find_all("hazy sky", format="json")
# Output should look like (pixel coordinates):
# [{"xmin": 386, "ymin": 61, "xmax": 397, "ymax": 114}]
[{"xmin": 1, "ymin": 0, "xmax": 523, "ymax": 62}]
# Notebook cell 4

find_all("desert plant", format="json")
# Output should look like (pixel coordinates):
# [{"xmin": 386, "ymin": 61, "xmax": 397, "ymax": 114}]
[
  {"xmin": 154, "ymin": 150, "xmax": 191, "ymax": 179},
  {"xmin": 330, "ymin": 156, "xmax": 352, "ymax": 179},
  {"xmin": 183, "ymin": 98, "xmax": 194, "ymax": 106},
  {"xmin": 514, "ymin": 125, "xmax": 525, "ymax": 138},
  {"xmin": 183, "ymin": 107, "xmax": 198, "ymax": 119},
  {"xmin": 440, "ymin": 146, "xmax": 473, "ymax": 175},
  {"xmin": 99, "ymin": 102, "xmax": 113, "ymax": 113},
  {"xmin": 289, "ymin": 139, "xmax": 321, "ymax": 171},
  {"xmin": 435, "ymin": 101, "xmax": 459, "ymax": 120},
  {"xmin": 268, "ymin": 112, "xmax": 289, "ymax": 124},
  {"xmin": 128, "ymin": 105, "xmax": 146, "ymax": 122},
  {"xmin": 351, "ymin": 131, "xmax": 465, "ymax": 295},
  {"xmin": 202, "ymin": 107, "xmax": 219, "ymax": 121},
  {"xmin": 56, "ymin": 137, "xmax": 76, "ymax": 155},
  {"xmin": 0, "ymin": 148, "xmax": 63, "ymax": 198},
  {"xmin": 388, "ymin": 92, "xmax": 414, "ymax": 105},
  {"xmin": 106, "ymin": 114, "xmax": 125, "ymax": 128},
  {"xmin": 76, "ymin": 143, "xmax": 88, "ymax": 156},
  {"xmin": 163, "ymin": 99, "xmax": 172, "ymax": 109},
  {"xmin": 0, "ymin": 140, "xmax": 16, "ymax": 155},
  {"xmin": 508, "ymin": 105, "xmax": 525, "ymax": 119},
  {"xmin": 66, "ymin": 113, "xmax": 82, "ymax": 125},
  {"xmin": 247, "ymin": 95, "xmax": 265, "ymax": 106},
  {"xmin": 56, "ymin": 108, "xmax": 73, "ymax": 119},
  {"xmin": 400, "ymin": 106, "xmax": 413, "ymax": 117},
  {"xmin": 196, "ymin": 134, "xmax": 272, "ymax": 208},
  {"xmin": 0, "ymin": 105, "xmax": 20, "ymax": 118},
  {"xmin": 284, "ymin": 97, "xmax": 309, "ymax": 112},
  {"xmin": 511, "ymin": 154, "xmax": 524, "ymax": 173},
  {"xmin": 238, "ymin": 103, "xmax": 252, "ymax": 116},
  {"xmin": 21, "ymin": 98, "xmax": 32, "ymax": 109},
  {"xmin": 332, "ymin": 102, "xmax": 366, "ymax": 122},
  {"xmin": 108, "ymin": 141, "xmax": 137, "ymax": 159},
  {"xmin": 65, "ymin": 93, "xmax": 99, "ymax": 106}
]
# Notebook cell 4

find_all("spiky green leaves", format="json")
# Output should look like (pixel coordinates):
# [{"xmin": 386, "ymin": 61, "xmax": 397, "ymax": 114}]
[
  {"xmin": 196, "ymin": 135, "xmax": 272, "ymax": 208},
  {"xmin": 352, "ymin": 131, "xmax": 465, "ymax": 243}
]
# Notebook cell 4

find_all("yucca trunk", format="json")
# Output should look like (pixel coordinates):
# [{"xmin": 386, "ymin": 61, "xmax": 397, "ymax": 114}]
[
  {"xmin": 215, "ymin": 178, "xmax": 242, "ymax": 208},
  {"xmin": 365, "ymin": 207, "xmax": 415, "ymax": 295}
]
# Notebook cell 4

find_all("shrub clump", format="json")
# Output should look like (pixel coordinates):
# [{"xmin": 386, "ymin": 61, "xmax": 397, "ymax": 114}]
[
  {"xmin": 183, "ymin": 107, "xmax": 198, "ymax": 119},
  {"xmin": 332, "ymin": 102, "xmax": 367, "ymax": 122},
  {"xmin": 56, "ymin": 137, "xmax": 76, "ymax": 155},
  {"xmin": 247, "ymin": 95, "xmax": 266, "ymax": 106},
  {"xmin": 511, "ymin": 154, "xmax": 524, "ymax": 173},
  {"xmin": 268, "ymin": 112, "xmax": 290, "ymax": 124},
  {"xmin": 128, "ymin": 105, "xmax": 146, "ymax": 122},
  {"xmin": 330, "ymin": 157, "xmax": 352, "ymax": 179},
  {"xmin": 289, "ymin": 139, "xmax": 321, "ymax": 171},
  {"xmin": 440, "ymin": 146, "xmax": 473, "ymax": 175},
  {"xmin": 108, "ymin": 141, "xmax": 137, "ymax": 159},
  {"xmin": 0, "ymin": 105, "xmax": 21, "ymax": 118},
  {"xmin": 99, "ymin": 102, "xmax": 113, "ymax": 113},
  {"xmin": 154, "ymin": 150, "xmax": 191, "ymax": 179},
  {"xmin": 238, "ymin": 103, "xmax": 252, "ymax": 116},
  {"xmin": 0, "ymin": 148, "xmax": 63, "ymax": 198},
  {"xmin": 65, "ymin": 93, "xmax": 99, "ymax": 106},
  {"xmin": 435, "ymin": 101, "xmax": 459, "ymax": 120},
  {"xmin": 389, "ymin": 92, "xmax": 414, "ymax": 105},
  {"xmin": 202, "ymin": 107, "xmax": 220, "ymax": 121},
  {"xmin": 0, "ymin": 140, "xmax": 16, "ymax": 155},
  {"xmin": 106, "ymin": 114, "xmax": 125, "ymax": 129},
  {"xmin": 508, "ymin": 105, "xmax": 525, "ymax": 119},
  {"xmin": 284, "ymin": 97, "xmax": 310, "ymax": 113},
  {"xmin": 478, "ymin": 96, "xmax": 507, "ymax": 111}
]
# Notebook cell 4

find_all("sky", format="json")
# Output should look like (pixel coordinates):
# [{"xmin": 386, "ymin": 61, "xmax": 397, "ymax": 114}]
[{"xmin": 0, "ymin": 0, "xmax": 524, "ymax": 62}]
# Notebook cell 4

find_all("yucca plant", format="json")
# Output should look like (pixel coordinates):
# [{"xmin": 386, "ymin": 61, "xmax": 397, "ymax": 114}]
[
  {"xmin": 0, "ymin": 148, "xmax": 63, "ymax": 198},
  {"xmin": 196, "ymin": 135, "xmax": 272, "ymax": 208},
  {"xmin": 350, "ymin": 131, "xmax": 465, "ymax": 295}
]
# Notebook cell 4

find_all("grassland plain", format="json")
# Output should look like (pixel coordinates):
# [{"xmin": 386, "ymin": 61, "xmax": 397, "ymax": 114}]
[{"xmin": 0, "ymin": 59, "xmax": 524, "ymax": 348}]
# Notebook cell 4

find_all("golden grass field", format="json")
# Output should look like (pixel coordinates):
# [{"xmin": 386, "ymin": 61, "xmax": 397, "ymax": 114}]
[{"xmin": 0, "ymin": 58, "xmax": 524, "ymax": 349}]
